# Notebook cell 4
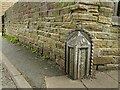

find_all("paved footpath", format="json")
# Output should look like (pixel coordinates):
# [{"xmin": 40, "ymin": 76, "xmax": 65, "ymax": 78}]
[
  {"xmin": 1, "ymin": 33, "xmax": 119, "ymax": 89},
  {"xmin": 2, "ymin": 34, "xmax": 64, "ymax": 88},
  {"xmin": 0, "ymin": 33, "xmax": 16, "ymax": 89}
]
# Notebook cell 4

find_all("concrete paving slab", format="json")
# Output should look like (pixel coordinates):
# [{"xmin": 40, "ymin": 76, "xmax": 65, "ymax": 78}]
[
  {"xmin": 45, "ymin": 75, "xmax": 86, "ymax": 88},
  {"xmin": 13, "ymin": 75, "xmax": 32, "ymax": 88},
  {"xmin": 104, "ymin": 70, "xmax": 118, "ymax": 82},
  {"xmin": 82, "ymin": 71, "xmax": 118, "ymax": 88}
]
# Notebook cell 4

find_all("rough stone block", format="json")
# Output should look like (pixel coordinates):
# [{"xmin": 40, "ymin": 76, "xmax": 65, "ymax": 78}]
[
  {"xmin": 49, "ymin": 28, "xmax": 58, "ymax": 33},
  {"xmin": 44, "ymin": 32, "xmax": 51, "ymax": 38},
  {"xmin": 55, "ymin": 16, "xmax": 63, "ymax": 22},
  {"xmin": 59, "ymin": 49, "xmax": 65, "ymax": 59},
  {"xmin": 49, "ymin": 50, "xmax": 56, "ymax": 60},
  {"xmin": 63, "ymin": 14, "xmax": 72, "ymax": 22},
  {"xmin": 52, "ymin": 22, "xmax": 62, "ymax": 27},
  {"xmin": 99, "ymin": 48, "xmax": 119, "ymax": 56},
  {"xmin": 83, "ymin": 22, "xmax": 103, "ymax": 32},
  {"xmin": 45, "ymin": 22, "xmax": 51, "ymax": 27},
  {"xmin": 52, "ymin": 9, "xmax": 60, "ymax": 16},
  {"xmin": 47, "ymin": 10, "xmax": 54, "ymax": 17},
  {"xmin": 41, "ymin": 11, "xmax": 48, "ymax": 17},
  {"xmin": 59, "ymin": 2, "xmax": 69, "ymax": 8},
  {"xmin": 93, "ymin": 56, "xmax": 117, "ymax": 64},
  {"xmin": 62, "ymin": 22, "xmax": 77, "ymax": 29},
  {"xmin": 99, "ymin": 1, "xmax": 114, "ymax": 8},
  {"xmin": 30, "ymin": 2, "xmax": 40, "ymax": 8},
  {"xmin": 98, "ymin": 16, "xmax": 112, "ymax": 24},
  {"xmin": 60, "ymin": 7, "xmax": 70, "ymax": 15},
  {"xmin": 47, "ymin": 2, "xmax": 55, "ymax": 10},
  {"xmin": 72, "ymin": 13, "xmax": 98, "ymax": 21},
  {"xmin": 59, "ymin": 36, "xmax": 65, "ymax": 43},
  {"xmin": 55, "ymin": 41, "xmax": 64, "ymax": 49},
  {"xmin": 92, "ymin": 32, "xmax": 118, "ymax": 40},
  {"xmin": 69, "ymin": 4, "xmax": 79, "ymax": 11},
  {"xmin": 110, "ymin": 27, "xmax": 119, "ymax": 33},
  {"xmin": 79, "ymin": 0, "xmax": 100, "ymax": 5},
  {"xmin": 94, "ymin": 40, "xmax": 118, "ymax": 48},
  {"xmin": 53, "ymin": 2, "xmax": 61, "ymax": 9},
  {"xmin": 79, "ymin": 4, "xmax": 88, "ymax": 10},
  {"xmin": 50, "ymin": 33, "xmax": 60, "ymax": 41},
  {"xmin": 99, "ymin": 7, "xmax": 113, "ymax": 17}
]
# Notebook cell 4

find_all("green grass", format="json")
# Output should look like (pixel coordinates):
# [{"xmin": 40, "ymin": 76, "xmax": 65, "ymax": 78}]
[
  {"xmin": 3, "ymin": 34, "xmax": 18, "ymax": 44},
  {"xmin": 41, "ymin": 55, "xmax": 50, "ymax": 60},
  {"xmin": 10, "ymin": 37, "xmax": 18, "ymax": 43},
  {"xmin": 3, "ymin": 34, "xmax": 50, "ymax": 60},
  {"xmin": 31, "ymin": 49, "xmax": 39, "ymax": 54}
]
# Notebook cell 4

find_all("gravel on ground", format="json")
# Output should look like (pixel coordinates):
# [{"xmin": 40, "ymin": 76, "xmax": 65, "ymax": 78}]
[{"xmin": 2, "ymin": 65, "xmax": 17, "ymax": 89}]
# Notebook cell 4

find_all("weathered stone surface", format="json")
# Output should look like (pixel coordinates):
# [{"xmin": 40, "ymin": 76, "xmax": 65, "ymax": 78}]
[
  {"xmin": 99, "ymin": 7, "xmax": 113, "ymax": 17},
  {"xmin": 93, "ymin": 57, "xmax": 117, "ymax": 64},
  {"xmin": 72, "ymin": 13, "xmax": 98, "ymax": 21},
  {"xmin": 99, "ymin": 1, "xmax": 114, "ymax": 8},
  {"xmin": 63, "ymin": 14, "xmax": 72, "ymax": 22},
  {"xmin": 91, "ymin": 32, "xmax": 118, "ymax": 40},
  {"xmin": 4, "ymin": 2, "xmax": 119, "ymax": 68},
  {"xmin": 52, "ymin": 9, "xmax": 60, "ymax": 16},
  {"xmin": 55, "ymin": 41, "xmax": 64, "ymax": 49},
  {"xmin": 48, "ymin": 28, "xmax": 59, "ymax": 33},
  {"xmin": 50, "ymin": 33, "xmax": 60, "ymax": 41},
  {"xmin": 93, "ymin": 40, "xmax": 118, "ymax": 48},
  {"xmin": 110, "ymin": 26, "xmax": 119, "ymax": 33},
  {"xmin": 98, "ymin": 16, "xmax": 112, "ymax": 24},
  {"xmin": 44, "ymin": 17, "xmax": 55, "ymax": 22},
  {"xmin": 61, "ymin": 22, "xmax": 77, "ymax": 29},
  {"xmin": 99, "ymin": 48, "xmax": 119, "ymax": 56},
  {"xmin": 88, "ymin": 8, "xmax": 98, "ymax": 14},
  {"xmin": 60, "ymin": 7, "xmax": 70, "ymax": 15},
  {"xmin": 47, "ymin": 2, "xmax": 55, "ymax": 10},
  {"xmin": 94, "ymin": 40, "xmax": 118, "ymax": 48},
  {"xmin": 59, "ymin": 36, "xmax": 65, "ymax": 43},
  {"xmin": 41, "ymin": 11, "xmax": 48, "ymax": 17},
  {"xmin": 79, "ymin": 0, "xmax": 100, "ymax": 5},
  {"xmin": 55, "ymin": 16, "xmax": 63, "ymax": 22},
  {"xmin": 69, "ymin": 4, "xmax": 79, "ymax": 11},
  {"xmin": 83, "ymin": 22, "xmax": 103, "ymax": 32}
]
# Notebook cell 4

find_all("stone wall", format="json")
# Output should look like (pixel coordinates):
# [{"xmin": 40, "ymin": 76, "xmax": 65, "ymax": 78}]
[
  {"xmin": 0, "ymin": 2, "xmax": 15, "ymax": 32},
  {"xmin": 4, "ymin": 1, "xmax": 119, "ymax": 68},
  {"xmin": 0, "ymin": 3, "xmax": 2, "ymax": 32}
]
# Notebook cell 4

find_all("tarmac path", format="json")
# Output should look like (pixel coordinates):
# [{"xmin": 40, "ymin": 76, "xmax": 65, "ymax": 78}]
[
  {"xmin": 1, "ymin": 34, "xmax": 64, "ymax": 88},
  {"xmin": 0, "ymin": 33, "xmax": 17, "ymax": 89}
]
